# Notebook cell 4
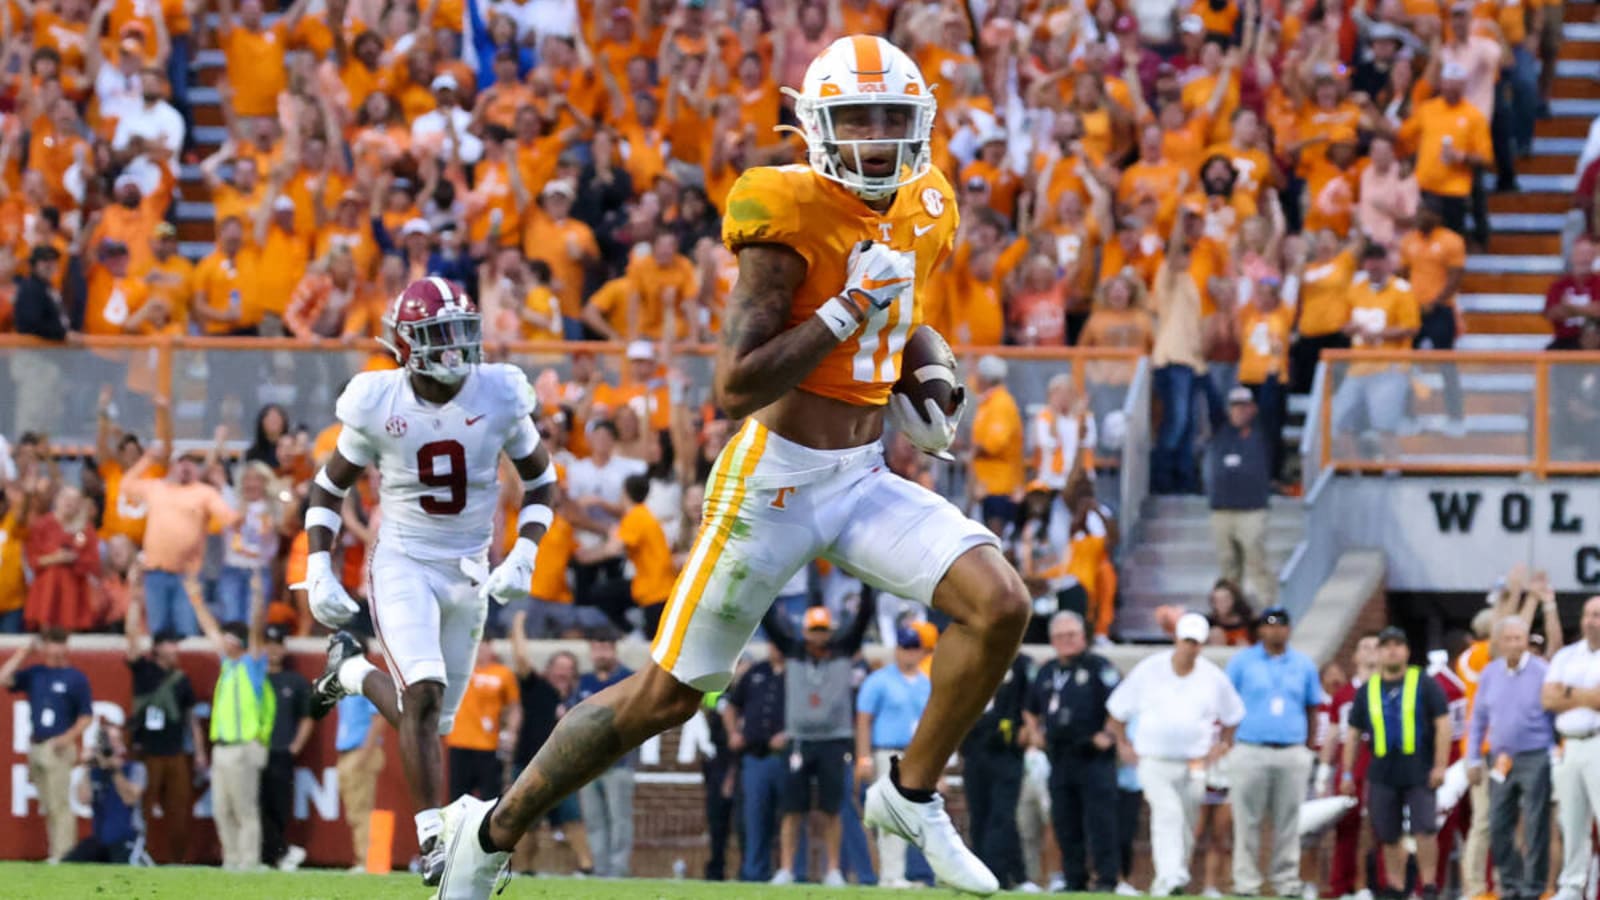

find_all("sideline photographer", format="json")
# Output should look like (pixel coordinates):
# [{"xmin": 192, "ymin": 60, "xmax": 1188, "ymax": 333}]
[{"xmin": 65, "ymin": 721, "xmax": 148, "ymax": 864}]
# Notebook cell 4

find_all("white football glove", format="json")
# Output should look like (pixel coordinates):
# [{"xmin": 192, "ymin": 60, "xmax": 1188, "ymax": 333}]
[
  {"xmin": 1314, "ymin": 762, "xmax": 1334, "ymax": 797},
  {"xmin": 294, "ymin": 551, "xmax": 359, "ymax": 627},
  {"xmin": 478, "ymin": 538, "xmax": 537, "ymax": 605},
  {"xmin": 889, "ymin": 387, "xmax": 967, "ymax": 462},
  {"xmin": 843, "ymin": 240, "xmax": 915, "ymax": 312}
]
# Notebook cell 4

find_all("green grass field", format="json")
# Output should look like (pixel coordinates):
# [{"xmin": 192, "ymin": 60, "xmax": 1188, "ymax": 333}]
[{"xmin": 0, "ymin": 862, "xmax": 1122, "ymax": 898}]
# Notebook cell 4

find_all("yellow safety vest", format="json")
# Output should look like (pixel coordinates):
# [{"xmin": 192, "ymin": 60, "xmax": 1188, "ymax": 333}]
[
  {"xmin": 1367, "ymin": 666, "xmax": 1420, "ymax": 758},
  {"xmin": 209, "ymin": 655, "xmax": 276, "ymax": 745}
]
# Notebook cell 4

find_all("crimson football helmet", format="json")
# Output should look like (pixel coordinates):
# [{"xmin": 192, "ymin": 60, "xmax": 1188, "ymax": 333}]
[{"xmin": 379, "ymin": 277, "xmax": 482, "ymax": 384}]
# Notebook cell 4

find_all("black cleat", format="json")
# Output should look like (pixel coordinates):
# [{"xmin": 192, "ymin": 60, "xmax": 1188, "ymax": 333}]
[
  {"xmin": 310, "ymin": 630, "xmax": 363, "ymax": 720},
  {"xmin": 419, "ymin": 834, "xmax": 447, "ymax": 887}
]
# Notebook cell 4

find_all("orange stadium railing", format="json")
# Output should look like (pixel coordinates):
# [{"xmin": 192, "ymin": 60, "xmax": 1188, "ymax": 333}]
[{"xmin": 1316, "ymin": 349, "xmax": 1600, "ymax": 477}]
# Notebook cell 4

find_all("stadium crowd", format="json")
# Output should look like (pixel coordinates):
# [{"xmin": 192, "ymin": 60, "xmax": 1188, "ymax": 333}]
[{"xmin": 2, "ymin": 0, "xmax": 1600, "ymax": 892}]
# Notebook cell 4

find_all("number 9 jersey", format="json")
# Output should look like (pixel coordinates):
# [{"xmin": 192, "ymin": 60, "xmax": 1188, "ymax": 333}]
[
  {"xmin": 333, "ymin": 363, "xmax": 541, "ymax": 563},
  {"xmin": 720, "ymin": 163, "xmax": 958, "ymax": 407}
]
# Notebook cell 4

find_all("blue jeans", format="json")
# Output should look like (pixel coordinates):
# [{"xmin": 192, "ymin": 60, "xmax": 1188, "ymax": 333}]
[
  {"xmin": 839, "ymin": 769, "xmax": 875, "ymax": 884},
  {"xmin": 1202, "ymin": 362, "xmax": 1237, "ymax": 432},
  {"xmin": 167, "ymin": 36, "xmax": 191, "ymax": 132},
  {"xmin": 0, "ymin": 609, "xmax": 22, "ymax": 633},
  {"xmin": 1507, "ymin": 48, "xmax": 1539, "ymax": 150},
  {"xmin": 214, "ymin": 566, "xmax": 267, "ymax": 626},
  {"xmin": 1151, "ymin": 364, "xmax": 1199, "ymax": 494},
  {"xmin": 143, "ymin": 570, "xmax": 198, "ymax": 636},
  {"xmin": 739, "ymin": 753, "xmax": 786, "ymax": 881}
]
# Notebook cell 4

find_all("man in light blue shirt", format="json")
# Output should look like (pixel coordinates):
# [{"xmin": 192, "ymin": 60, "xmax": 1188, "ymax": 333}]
[
  {"xmin": 1225, "ymin": 606, "xmax": 1323, "ymax": 897},
  {"xmin": 856, "ymin": 628, "xmax": 932, "ymax": 888}
]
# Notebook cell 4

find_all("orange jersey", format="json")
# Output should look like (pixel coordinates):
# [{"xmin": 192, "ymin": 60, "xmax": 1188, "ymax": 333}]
[
  {"xmin": 84, "ymin": 267, "xmax": 151, "ymax": 335},
  {"xmin": 616, "ymin": 503, "xmax": 674, "ymax": 605},
  {"xmin": 1399, "ymin": 227, "xmax": 1467, "ymax": 309},
  {"xmin": 1203, "ymin": 142, "xmax": 1273, "ymax": 199},
  {"xmin": 444, "ymin": 662, "xmax": 519, "ymax": 751},
  {"xmin": 1401, "ymin": 97, "xmax": 1493, "ymax": 198},
  {"xmin": 970, "ymin": 386, "xmax": 1025, "ymax": 497},
  {"xmin": 99, "ymin": 458, "xmax": 158, "ymax": 544},
  {"xmin": 1298, "ymin": 250, "xmax": 1357, "ymax": 337},
  {"xmin": 220, "ymin": 24, "xmax": 290, "ymax": 119},
  {"xmin": 720, "ymin": 165, "xmax": 958, "ymax": 406},
  {"xmin": 529, "ymin": 514, "xmax": 575, "ymax": 603},
  {"xmin": 1237, "ymin": 304, "xmax": 1294, "ymax": 385}
]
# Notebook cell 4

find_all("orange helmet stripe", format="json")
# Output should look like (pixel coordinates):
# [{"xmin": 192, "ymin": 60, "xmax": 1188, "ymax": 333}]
[{"xmin": 850, "ymin": 34, "xmax": 885, "ymax": 88}]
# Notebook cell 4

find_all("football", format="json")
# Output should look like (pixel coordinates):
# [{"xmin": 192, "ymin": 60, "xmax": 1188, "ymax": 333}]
[{"xmin": 894, "ymin": 325, "xmax": 964, "ymax": 419}]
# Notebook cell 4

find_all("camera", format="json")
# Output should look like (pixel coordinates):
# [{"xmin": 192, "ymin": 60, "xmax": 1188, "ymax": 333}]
[{"xmin": 95, "ymin": 726, "xmax": 115, "ymax": 768}]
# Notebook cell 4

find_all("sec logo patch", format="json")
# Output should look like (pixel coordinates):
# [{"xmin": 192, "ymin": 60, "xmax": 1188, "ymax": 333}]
[
  {"xmin": 921, "ymin": 188, "xmax": 945, "ymax": 218},
  {"xmin": 385, "ymin": 416, "xmax": 408, "ymax": 437}
]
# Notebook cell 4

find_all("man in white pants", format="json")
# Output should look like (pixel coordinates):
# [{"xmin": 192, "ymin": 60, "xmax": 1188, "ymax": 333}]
[
  {"xmin": 1107, "ymin": 613, "xmax": 1244, "ymax": 897},
  {"xmin": 1541, "ymin": 595, "xmax": 1600, "ymax": 900}
]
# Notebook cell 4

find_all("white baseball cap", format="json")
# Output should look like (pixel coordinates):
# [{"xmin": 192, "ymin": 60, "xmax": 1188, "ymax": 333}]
[
  {"xmin": 1175, "ymin": 612, "xmax": 1210, "ymax": 643},
  {"xmin": 625, "ymin": 340, "xmax": 655, "ymax": 361},
  {"xmin": 977, "ymin": 355, "xmax": 1007, "ymax": 380},
  {"xmin": 430, "ymin": 73, "xmax": 459, "ymax": 92}
]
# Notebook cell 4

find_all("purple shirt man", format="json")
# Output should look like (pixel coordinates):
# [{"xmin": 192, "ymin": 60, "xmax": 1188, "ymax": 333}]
[{"xmin": 1467, "ymin": 625, "xmax": 1555, "ymax": 764}]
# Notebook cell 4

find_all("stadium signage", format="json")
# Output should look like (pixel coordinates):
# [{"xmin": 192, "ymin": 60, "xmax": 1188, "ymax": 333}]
[{"xmin": 1317, "ymin": 479, "xmax": 1600, "ymax": 591}]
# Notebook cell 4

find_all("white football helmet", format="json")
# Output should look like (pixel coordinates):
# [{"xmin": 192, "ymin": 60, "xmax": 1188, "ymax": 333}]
[{"xmin": 784, "ymin": 35, "xmax": 937, "ymax": 201}]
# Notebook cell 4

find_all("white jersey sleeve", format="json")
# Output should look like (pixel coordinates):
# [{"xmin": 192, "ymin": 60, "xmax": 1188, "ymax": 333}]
[
  {"xmin": 486, "ymin": 364, "xmax": 542, "ymax": 459},
  {"xmin": 333, "ymin": 372, "xmax": 389, "ymax": 465}
]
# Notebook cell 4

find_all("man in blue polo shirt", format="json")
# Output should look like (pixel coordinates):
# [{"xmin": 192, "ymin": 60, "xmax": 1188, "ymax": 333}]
[
  {"xmin": 0, "ymin": 627, "xmax": 94, "ymax": 861},
  {"xmin": 856, "ymin": 627, "xmax": 933, "ymax": 889},
  {"xmin": 1225, "ymin": 606, "xmax": 1323, "ymax": 897}
]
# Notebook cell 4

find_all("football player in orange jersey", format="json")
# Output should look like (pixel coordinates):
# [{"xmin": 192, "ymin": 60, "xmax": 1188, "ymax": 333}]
[{"xmin": 437, "ymin": 36, "xmax": 1027, "ymax": 898}]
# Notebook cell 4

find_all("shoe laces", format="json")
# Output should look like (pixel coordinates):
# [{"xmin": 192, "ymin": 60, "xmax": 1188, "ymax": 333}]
[{"xmin": 492, "ymin": 860, "xmax": 512, "ymax": 895}]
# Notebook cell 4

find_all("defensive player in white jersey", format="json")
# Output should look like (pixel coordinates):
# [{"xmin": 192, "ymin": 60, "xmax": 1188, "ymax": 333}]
[
  {"xmin": 294, "ymin": 277, "xmax": 555, "ymax": 885},
  {"xmin": 435, "ymin": 36, "xmax": 1029, "ymax": 898}
]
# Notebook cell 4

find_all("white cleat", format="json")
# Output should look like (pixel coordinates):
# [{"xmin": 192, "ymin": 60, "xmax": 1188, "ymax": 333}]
[
  {"xmin": 863, "ymin": 771, "xmax": 999, "ymax": 896},
  {"xmin": 278, "ymin": 844, "xmax": 307, "ymax": 871},
  {"xmin": 434, "ymin": 795, "xmax": 511, "ymax": 900},
  {"xmin": 770, "ymin": 869, "xmax": 794, "ymax": 885},
  {"xmin": 822, "ymin": 869, "xmax": 846, "ymax": 886},
  {"xmin": 1115, "ymin": 881, "xmax": 1143, "ymax": 896}
]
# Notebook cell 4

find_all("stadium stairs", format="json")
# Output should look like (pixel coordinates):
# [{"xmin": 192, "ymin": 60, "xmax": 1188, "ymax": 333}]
[
  {"xmin": 1460, "ymin": 13, "xmax": 1599, "ymax": 348},
  {"xmin": 1116, "ymin": 494, "xmax": 1305, "ymax": 642}
]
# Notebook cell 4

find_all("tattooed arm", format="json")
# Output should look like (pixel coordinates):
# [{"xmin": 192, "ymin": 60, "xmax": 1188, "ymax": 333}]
[{"xmin": 714, "ymin": 243, "xmax": 840, "ymax": 418}]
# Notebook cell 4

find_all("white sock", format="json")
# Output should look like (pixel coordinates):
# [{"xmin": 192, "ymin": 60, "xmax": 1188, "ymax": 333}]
[
  {"xmin": 338, "ymin": 657, "xmax": 378, "ymax": 694},
  {"xmin": 416, "ymin": 808, "xmax": 443, "ymax": 846}
]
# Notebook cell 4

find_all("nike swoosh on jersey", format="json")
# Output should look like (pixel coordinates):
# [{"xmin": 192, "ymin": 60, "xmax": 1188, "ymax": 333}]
[
  {"xmin": 465, "ymin": 414, "xmax": 486, "ymax": 425},
  {"xmin": 913, "ymin": 223, "xmax": 935, "ymax": 236}
]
